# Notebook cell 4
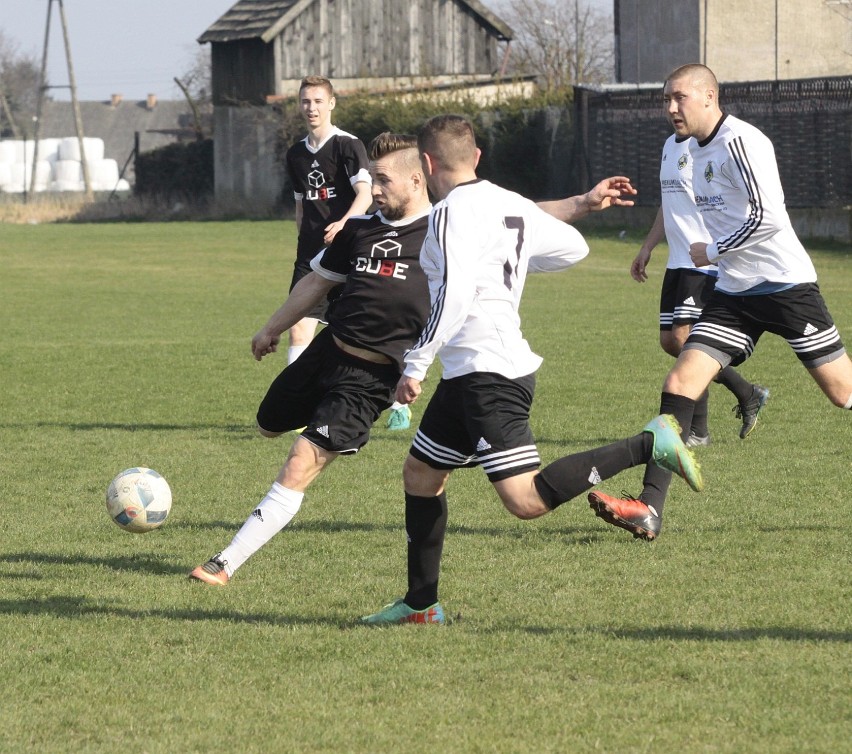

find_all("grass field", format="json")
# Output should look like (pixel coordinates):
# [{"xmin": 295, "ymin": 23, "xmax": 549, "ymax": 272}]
[{"xmin": 1, "ymin": 221, "xmax": 849, "ymax": 753}]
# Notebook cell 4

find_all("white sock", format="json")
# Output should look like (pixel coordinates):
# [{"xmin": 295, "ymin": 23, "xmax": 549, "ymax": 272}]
[
  {"xmin": 844, "ymin": 392, "xmax": 852, "ymax": 410},
  {"xmin": 219, "ymin": 482, "xmax": 304, "ymax": 576},
  {"xmin": 288, "ymin": 345, "xmax": 307, "ymax": 364}
]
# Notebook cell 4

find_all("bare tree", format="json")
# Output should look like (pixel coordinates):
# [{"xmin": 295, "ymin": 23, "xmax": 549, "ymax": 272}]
[
  {"xmin": 0, "ymin": 30, "xmax": 44, "ymax": 135},
  {"xmin": 494, "ymin": 0, "xmax": 614, "ymax": 91}
]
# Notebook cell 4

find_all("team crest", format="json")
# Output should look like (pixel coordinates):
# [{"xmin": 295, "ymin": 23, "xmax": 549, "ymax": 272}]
[
  {"xmin": 704, "ymin": 161, "xmax": 715, "ymax": 182},
  {"xmin": 677, "ymin": 153, "xmax": 688, "ymax": 170}
]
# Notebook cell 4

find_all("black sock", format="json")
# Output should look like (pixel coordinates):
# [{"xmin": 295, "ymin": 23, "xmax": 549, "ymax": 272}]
[
  {"xmin": 690, "ymin": 389, "xmax": 710, "ymax": 437},
  {"xmin": 639, "ymin": 392, "xmax": 696, "ymax": 516},
  {"xmin": 715, "ymin": 366, "xmax": 754, "ymax": 405},
  {"xmin": 404, "ymin": 492, "xmax": 447, "ymax": 610},
  {"xmin": 534, "ymin": 434, "xmax": 650, "ymax": 509}
]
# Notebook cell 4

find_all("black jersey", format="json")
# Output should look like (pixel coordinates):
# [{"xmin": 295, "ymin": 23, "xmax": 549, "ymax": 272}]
[
  {"xmin": 286, "ymin": 127, "xmax": 371, "ymax": 261},
  {"xmin": 310, "ymin": 209, "xmax": 431, "ymax": 371}
]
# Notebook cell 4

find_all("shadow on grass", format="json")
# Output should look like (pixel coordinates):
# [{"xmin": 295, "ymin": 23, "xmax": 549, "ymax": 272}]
[
  {"xmin": 0, "ymin": 552, "xmax": 186, "ymax": 575},
  {"xmin": 8, "ymin": 421, "xmax": 256, "ymax": 435},
  {"xmin": 592, "ymin": 625, "xmax": 852, "ymax": 643},
  {"xmin": 0, "ymin": 595, "xmax": 339, "ymax": 628},
  {"xmin": 173, "ymin": 518, "xmax": 601, "ymax": 542}
]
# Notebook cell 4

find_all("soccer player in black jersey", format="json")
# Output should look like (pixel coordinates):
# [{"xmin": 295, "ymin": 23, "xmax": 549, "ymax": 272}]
[
  {"xmin": 189, "ymin": 133, "xmax": 431, "ymax": 585},
  {"xmin": 283, "ymin": 76, "xmax": 372, "ymax": 366}
]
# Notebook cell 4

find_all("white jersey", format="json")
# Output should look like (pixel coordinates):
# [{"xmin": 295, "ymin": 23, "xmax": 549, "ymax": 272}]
[
  {"xmin": 659, "ymin": 133, "xmax": 712, "ymax": 270},
  {"xmin": 403, "ymin": 179, "xmax": 589, "ymax": 381},
  {"xmin": 690, "ymin": 114, "xmax": 816, "ymax": 294}
]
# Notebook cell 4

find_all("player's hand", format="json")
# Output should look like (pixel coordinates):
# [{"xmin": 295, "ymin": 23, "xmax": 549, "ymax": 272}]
[
  {"xmin": 395, "ymin": 375, "xmax": 422, "ymax": 405},
  {"xmin": 252, "ymin": 329, "xmax": 280, "ymax": 361},
  {"xmin": 689, "ymin": 242, "xmax": 711, "ymax": 267},
  {"xmin": 631, "ymin": 248, "xmax": 652, "ymax": 282},
  {"xmin": 323, "ymin": 220, "xmax": 345, "ymax": 245},
  {"xmin": 586, "ymin": 176, "xmax": 637, "ymax": 212}
]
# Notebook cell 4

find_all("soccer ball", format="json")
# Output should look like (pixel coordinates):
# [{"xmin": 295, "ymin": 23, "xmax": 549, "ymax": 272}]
[{"xmin": 106, "ymin": 467, "xmax": 172, "ymax": 533}]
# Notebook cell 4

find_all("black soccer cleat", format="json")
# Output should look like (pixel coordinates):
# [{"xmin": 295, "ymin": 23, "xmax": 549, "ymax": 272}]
[{"xmin": 733, "ymin": 385, "xmax": 770, "ymax": 439}]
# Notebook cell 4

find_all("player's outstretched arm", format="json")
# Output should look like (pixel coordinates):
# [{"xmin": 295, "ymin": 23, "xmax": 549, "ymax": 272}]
[
  {"xmin": 251, "ymin": 272, "xmax": 337, "ymax": 361},
  {"xmin": 538, "ymin": 176, "xmax": 636, "ymax": 224}
]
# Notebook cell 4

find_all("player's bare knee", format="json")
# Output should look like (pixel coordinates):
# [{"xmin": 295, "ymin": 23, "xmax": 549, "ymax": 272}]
[{"xmin": 403, "ymin": 455, "xmax": 446, "ymax": 496}]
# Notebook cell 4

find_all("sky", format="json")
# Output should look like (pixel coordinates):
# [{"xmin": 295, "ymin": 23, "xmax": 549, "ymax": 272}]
[{"xmin": 1, "ymin": 0, "xmax": 613, "ymax": 103}]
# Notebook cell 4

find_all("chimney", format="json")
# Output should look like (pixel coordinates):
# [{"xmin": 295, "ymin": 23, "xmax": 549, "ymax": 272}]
[
  {"xmin": 111, "ymin": 93, "xmax": 123, "ymax": 107},
  {"xmin": 146, "ymin": 93, "xmax": 157, "ymax": 110}
]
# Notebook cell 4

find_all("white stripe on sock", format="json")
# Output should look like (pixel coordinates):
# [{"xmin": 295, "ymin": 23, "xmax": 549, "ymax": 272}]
[
  {"xmin": 219, "ymin": 482, "xmax": 304, "ymax": 576},
  {"xmin": 844, "ymin": 392, "xmax": 852, "ymax": 410}
]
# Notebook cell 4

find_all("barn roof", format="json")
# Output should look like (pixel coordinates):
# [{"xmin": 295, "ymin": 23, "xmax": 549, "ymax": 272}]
[{"xmin": 198, "ymin": 0, "xmax": 513, "ymax": 44}]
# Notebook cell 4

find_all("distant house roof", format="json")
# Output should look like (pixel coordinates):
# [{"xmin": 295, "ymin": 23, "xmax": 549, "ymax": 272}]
[
  {"xmin": 33, "ymin": 98, "xmax": 201, "ymax": 181},
  {"xmin": 198, "ymin": 0, "xmax": 513, "ymax": 44}
]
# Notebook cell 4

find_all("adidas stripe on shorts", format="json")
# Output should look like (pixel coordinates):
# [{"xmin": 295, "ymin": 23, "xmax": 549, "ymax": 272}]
[
  {"xmin": 659, "ymin": 267, "xmax": 719, "ymax": 329},
  {"xmin": 684, "ymin": 282, "xmax": 845, "ymax": 369},
  {"xmin": 409, "ymin": 371, "xmax": 541, "ymax": 482},
  {"xmin": 257, "ymin": 328, "xmax": 398, "ymax": 453}
]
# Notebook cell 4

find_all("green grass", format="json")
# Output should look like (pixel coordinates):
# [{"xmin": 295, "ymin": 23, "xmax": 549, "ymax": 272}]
[{"xmin": 1, "ymin": 222, "xmax": 849, "ymax": 753}]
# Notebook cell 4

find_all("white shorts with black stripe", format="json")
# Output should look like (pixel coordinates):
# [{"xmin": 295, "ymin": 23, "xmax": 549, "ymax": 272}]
[
  {"xmin": 409, "ymin": 372, "xmax": 541, "ymax": 482},
  {"xmin": 683, "ymin": 283, "xmax": 846, "ymax": 369}
]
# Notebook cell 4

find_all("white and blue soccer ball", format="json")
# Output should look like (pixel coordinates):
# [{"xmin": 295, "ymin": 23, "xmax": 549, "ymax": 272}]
[{"xmin": 106, "ymin": 467, "xmax": 172, "ymax": 533}]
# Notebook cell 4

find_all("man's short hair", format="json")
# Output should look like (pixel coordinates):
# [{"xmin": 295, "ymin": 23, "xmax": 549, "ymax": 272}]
[
  {"xmin": 665, "ymin": 64, "xmax": 718, "ymax": 94},
  {"xmin": 417, "ymin": 114, "xmax": 477, "ymax": 170},
  {"xmin": 299, "ymin": 75, "xmax": 334, "ymax": 97},
  {"xmin": 369, "ymin": 132, "xmax": 418, "ymax": 160}
]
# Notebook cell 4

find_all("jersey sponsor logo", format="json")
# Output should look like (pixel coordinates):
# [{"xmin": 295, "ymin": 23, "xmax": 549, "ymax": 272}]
[
  {"xmin": 803, "ymin": 323, "xmax": 818, "ymax": 336},
  {"xmin": 316, "ymin": 425, "xmax": 330, "ymax": 437},
  {"xmin": 684, "ymin": 296, "xmax": 696, "ymax": 305},
  {"xmin": 311, "ymin": 160, "xmax": 319, "ymax": 168},
  {"xmin": 694, "ymin": 194, "xmax": 725, "ymax": 208},
  {"xmin": 677, "ymin": 153, "xmax": 688, "ymax": 170},
  {"xmin": 305, "ymin": 170, "xmax": 337, "ymax": 201},
  {"xmin": 251, "ymin": 508, "xmax": 263, "ymax": 522},
  {"xmin": 383, "ymin": 230, "xmax": 399, "ymax": 237},
  {"xmin": 587, "ymin": 466, "xmax": 602, "ymax": 484},
  {"xmin": 354, "ymin": 238, "xmax": 410, "ymax": 279}
]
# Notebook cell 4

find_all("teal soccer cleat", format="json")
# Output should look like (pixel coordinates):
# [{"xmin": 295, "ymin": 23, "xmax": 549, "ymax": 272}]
[
  {"xmin": 644, "ymin": 414, "xmax": 704, "ymax": 492},
  {"xmin": 386, "ymin": 405, "xmax": 412, "ymax": 431},
  {"xmin": 360, "ymin": 598, "xmax": 445, "ymax": 625}
]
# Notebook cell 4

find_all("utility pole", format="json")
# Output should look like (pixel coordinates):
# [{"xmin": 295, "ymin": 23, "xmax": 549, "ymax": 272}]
[{"xmin": 31, "ymin": 0, "xmax": 92, "ymax": 198}]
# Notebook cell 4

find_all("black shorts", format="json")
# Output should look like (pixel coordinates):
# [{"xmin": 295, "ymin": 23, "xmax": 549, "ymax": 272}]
[
  {"xmin": 256, "ymin": 328, "xmax": 399, "ymax": 453},
  {"xmin": 684, "ymin": 283, "xmax": 846, "ymax": 369},
  {"xmin": 289, "ymin": 258, "xmax": 338, "ymax": 322},
  {"xmin": 659, "ymin": 268, "xmax": 718, "ymax": 329},
  {"xmin": 410, "ymin": 372, "xmax": 540, "ymax": 482}
]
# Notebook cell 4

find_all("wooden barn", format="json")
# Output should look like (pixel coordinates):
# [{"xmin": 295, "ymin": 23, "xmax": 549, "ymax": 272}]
[
  {"xmin": 197, "ymin": 0, "xmax": 516, "ymax": 204},
  {"xmin": 198, "ymin": 0, "xmax": 515, "ymax": 105}
]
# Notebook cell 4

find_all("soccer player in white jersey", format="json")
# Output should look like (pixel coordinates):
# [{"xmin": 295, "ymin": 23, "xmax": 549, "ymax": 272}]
[
  {"xmin": 633, "ymin": 133, "xmax": 768, "ymax": 447},
  {"xmin": 283, "ymin": 76, "xmax": 373, "ymax": 366},
  {"xmin": 623, "ymin": 130, "xmax": 769, "ymax": 538},
  {"xmin": 589, "ymin": 63, "xmax": 852, "ymax": 543},
  {"xmin": 362, "ymin": 115, "xmax": 703, "ymax": 625}
]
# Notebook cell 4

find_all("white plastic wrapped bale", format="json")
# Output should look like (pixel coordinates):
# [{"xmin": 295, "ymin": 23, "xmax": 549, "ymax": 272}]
[
  {"xmin": 5, "ymin": 139, "xmax": 36, "ymax": 165},
  {"xmin": 58, "ymin": 136, "xmax": 105, "ymax": 162},
  {"xmin": 0, "ymin": 162, "xmax": 12, "ymax": 190},
  {"xmin": 115, "ymin": 178, "xmax": 131, "ymax": 192},
  {"xmin": 8, "ymin": 160, "xmax": 53, "ymax": 192},
  {"xmin": 38, "ymin": 138, "xmax": 61, "ymax": 165},
  {"xmin": 51, "ymin": 159, "xmax": 84, "ymax": 191},
  {"xmin": 0, "ymin": 140, "xmax": 17, "ymax": 164},
  {"xmin": 90, "ymin": 158, "xmax": 120, "ymax": 191}
]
